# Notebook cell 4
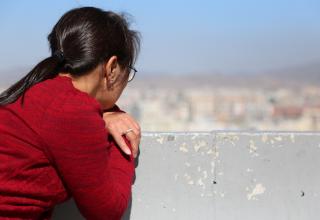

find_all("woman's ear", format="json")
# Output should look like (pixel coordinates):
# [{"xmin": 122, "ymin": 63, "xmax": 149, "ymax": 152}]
[{"xmin": 104, "ymin": 56, "xmax": 118, "ymax": 90}]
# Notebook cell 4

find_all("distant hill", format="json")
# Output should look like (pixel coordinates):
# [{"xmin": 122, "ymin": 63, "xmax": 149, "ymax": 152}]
[
  {"xmin": 1, "ymin": 62, "xmax": 319, "ymax": 90},
  {"xmin": 133, "ymin": 62, "xmax": 320, "ymax": 89},
  {"xmin": 267, "ymin": 62, "xmax": 320, "ymax": 84}
]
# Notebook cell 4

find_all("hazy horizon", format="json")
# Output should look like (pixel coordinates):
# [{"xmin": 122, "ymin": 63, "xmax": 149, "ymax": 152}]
[{"xmin": 1, "ymin": 60, "xmax": 319, "ymax": 89}]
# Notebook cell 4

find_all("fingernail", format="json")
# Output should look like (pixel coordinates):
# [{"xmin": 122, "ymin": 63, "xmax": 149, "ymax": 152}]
[{"xmin": 126, "ymin": 148, "xmax": 131, "ymax": 155}]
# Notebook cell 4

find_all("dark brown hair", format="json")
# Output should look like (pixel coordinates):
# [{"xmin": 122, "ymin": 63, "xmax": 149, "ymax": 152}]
[{"xmin": 0, "ymin": 7, "xmax": 140, "ymax": 105}]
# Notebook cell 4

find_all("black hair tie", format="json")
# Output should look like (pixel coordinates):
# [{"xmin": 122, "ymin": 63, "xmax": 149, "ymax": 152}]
[{"xmin": 53, "ymin": 50, "xmax": 64, "ymax": 62}]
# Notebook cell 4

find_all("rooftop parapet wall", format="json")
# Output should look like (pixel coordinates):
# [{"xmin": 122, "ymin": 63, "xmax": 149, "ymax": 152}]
[{"xmin": 53, "ymin": 131, "xmax": 320, "ymax": 220}]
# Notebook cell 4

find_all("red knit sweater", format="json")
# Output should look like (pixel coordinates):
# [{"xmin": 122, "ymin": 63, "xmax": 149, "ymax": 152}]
[{"xmin": 0, "ymin": 75, "xmax": 134, "ymax": 220}]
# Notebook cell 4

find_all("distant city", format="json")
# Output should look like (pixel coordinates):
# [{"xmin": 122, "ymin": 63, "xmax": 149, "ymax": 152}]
[
  {"xmin": 118, "ymin": 71, "xmax": 320, "ymax": 132},
  {"xmin": 1, "ymin": 68, "xmax": 320, "ymax": 132}
]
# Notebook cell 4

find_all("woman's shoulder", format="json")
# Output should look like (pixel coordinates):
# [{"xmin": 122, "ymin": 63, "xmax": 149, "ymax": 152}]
[
  {"xmin": 29, "ymin": 76, "xmax": 105, "ymax": 135},
  {"xmin": 26, "ymin": 75, "xmax": 102, "ymax": 113}
]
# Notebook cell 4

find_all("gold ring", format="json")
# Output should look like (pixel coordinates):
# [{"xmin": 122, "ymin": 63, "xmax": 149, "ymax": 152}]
[{"xmin": 123, "ymin": 128, "xmax": 134, "ymax": 135}]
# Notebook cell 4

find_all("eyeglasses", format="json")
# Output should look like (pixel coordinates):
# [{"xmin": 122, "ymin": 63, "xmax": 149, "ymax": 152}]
[{"xmin": 127, "ymin": 66, "xmax": 137, "ymax": 82}]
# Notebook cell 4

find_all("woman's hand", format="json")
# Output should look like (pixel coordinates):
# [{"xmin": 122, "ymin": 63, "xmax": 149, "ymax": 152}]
[{"xmin": 103, "ymin": 111, "xmax": 141, "ymax": 158}]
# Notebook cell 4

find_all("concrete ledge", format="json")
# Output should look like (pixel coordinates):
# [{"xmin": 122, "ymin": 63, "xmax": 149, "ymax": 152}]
[{"xmin": 53, "ymin": 131, "xmax": 320, "ymax": 220}]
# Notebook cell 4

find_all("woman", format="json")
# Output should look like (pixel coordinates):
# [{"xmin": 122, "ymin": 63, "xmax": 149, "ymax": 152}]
[{"xmin": 0, "ymin": 7, "xmax": 141, "ymax": 220}]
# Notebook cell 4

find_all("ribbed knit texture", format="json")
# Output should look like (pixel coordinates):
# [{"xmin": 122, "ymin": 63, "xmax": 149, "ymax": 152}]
[{"xmin": 0, "ymin": 75, "xmax": 134, "ymax": 220}]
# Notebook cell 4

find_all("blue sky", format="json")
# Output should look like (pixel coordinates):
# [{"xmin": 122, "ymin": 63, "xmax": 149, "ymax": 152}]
[{"xmin": 0, "ymin": 0, "xmax": 320, "ymax": 75}]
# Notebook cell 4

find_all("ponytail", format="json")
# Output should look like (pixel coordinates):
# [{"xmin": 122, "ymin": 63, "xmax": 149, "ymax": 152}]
[{"xmin": 0, "ymin": 52, "xmax": 64, "ymax": 106}]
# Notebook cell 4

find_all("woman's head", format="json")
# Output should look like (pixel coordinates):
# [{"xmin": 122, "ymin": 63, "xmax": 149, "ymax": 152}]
[
  {"xmin": 49, "ymin": 7, "xmax": 140, "ymax": 76},
  {"xmin": 0, "ymin": 7, "xmax": 140, "ymax": 107},
  {"xmin": 49, "ymin": 7, "xmax": 140, "ymax": 108}
]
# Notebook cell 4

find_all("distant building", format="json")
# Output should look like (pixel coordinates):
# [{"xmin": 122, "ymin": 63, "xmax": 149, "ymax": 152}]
[{"xmin": 272, "ymin": 106, "xmax": 303, "ymax": 120}]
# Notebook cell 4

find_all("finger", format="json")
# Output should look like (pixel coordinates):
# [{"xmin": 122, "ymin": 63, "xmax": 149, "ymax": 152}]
[
  {"xmin": 123, "ymin": 116, "xmax": 141, "ymax": 138},
  {"xmin": 123, "ymin": 114, "xmax": 141, "ymax": 133},
  {"xmin": 116, "ymin": 123, "xmax": 139, "ymax": 155},
  {"xmin": 125, "ymin": 131, "xmax": 139, "ymax": 158},
  {"xmin": 109, "ymin": 125, "xmax": 131, "ymax": 155},
  {"xmin": 121, "ymin": 121, "xmax": 140, "ymax": 156},
  {"xmin": 125, "ymin": 132, "xmax": 139, "ymax": 156},
  {"xmin": 114, "ymin": 133, "xmax": 132, "ymax": 155}
]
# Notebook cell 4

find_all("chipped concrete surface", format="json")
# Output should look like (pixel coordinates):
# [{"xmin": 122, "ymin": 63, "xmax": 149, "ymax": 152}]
[
  {"xmin": 247, "ymin": 183, "xmax": 266, "ymax": 200},
  {"xmin": 53, "ymin": 131, "xmax": 320, "ymax": 220}
]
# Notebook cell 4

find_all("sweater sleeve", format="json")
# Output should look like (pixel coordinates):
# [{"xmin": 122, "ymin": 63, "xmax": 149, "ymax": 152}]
[{"xmin": 38, "ymin": 93, "xmax": 134, "ymax": 220}]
